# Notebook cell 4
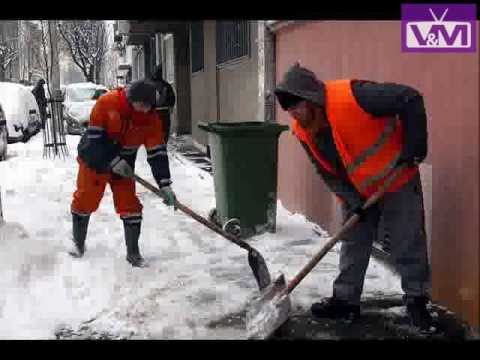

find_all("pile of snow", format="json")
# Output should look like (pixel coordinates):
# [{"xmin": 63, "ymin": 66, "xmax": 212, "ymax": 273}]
[{"xmin": 0, "ymin": 135, "xmax": 402, "ymax": 339}]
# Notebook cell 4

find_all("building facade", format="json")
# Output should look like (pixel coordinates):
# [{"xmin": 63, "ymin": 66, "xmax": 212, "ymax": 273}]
[{"xmin": 115, "ymin": 19, "xmax": 479, "ymax": 332}]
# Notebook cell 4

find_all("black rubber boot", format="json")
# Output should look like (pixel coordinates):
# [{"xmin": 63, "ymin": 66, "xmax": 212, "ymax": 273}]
[
  {"xmin": 68, "ymin": 213, "xmax": 90, "ymax": 258},
  {"xmin": 311, "ymin": 297, "xmax": 360, "ymax": 320},
  {"xmin": 123, "ymin": 220, "xmax": 147, "ymax": 268},
  {"xmin": 406, "ymin": 296, "xmax": 433, "ymax": 331}
]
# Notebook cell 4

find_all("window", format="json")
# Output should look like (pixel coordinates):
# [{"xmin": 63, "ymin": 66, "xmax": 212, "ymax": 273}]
[
  {"xmin": 216, "ymin": 21, "xmax": 250, "ymax": 65},
  {"xmin": 190, "ymin": 21, "xmax": 204, "ymax": 73}
]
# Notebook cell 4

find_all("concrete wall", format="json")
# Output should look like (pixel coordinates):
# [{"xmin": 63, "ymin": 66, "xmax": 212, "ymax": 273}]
[
  {"xmin": 173, "ymin": 25, "xmax": 191, "ymax": 135},
  {"xmin": 275, "ymin": 21, "xmax": 479, "ymax": 328},
  {"xmin": 155, "ymin": 27, "xmax": 192, "ymax": 137},
  {"xmin": 131, "ymin": 46, "xmax": 145, "ymax": 82},
  {"xmin": 217, "ymin": 23, "xmax": 259, "ymax": 123},
  {"xmin": 120, "ymin": 21, "xmax": 191, "ymax": 136},
  {"xmin": 190, "ymin": 21, "xmax": 217, "ymax": 147},
  {"xmin": 190, "ymin": 21, "xmax": 260, "ymax": 147}
]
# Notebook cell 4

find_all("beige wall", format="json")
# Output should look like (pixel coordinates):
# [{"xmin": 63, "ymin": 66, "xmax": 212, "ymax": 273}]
[
  {"xmin": 190, "ymin": 21, "xmax": 260, "ymax": 147},
  {"xmin": 190, "ymin": 21, "xmax": 217, "ymax": 146},
  {"xmin": 217, "ymin": 23, "xmax": 259, "ymax": 122},
  {"xmin": 275, "ymin": 21, "xmax": 479, "ymax": 329},
  {"xmin": 173, "ymin": 24, "xmax": 191, "ymax": 135}
]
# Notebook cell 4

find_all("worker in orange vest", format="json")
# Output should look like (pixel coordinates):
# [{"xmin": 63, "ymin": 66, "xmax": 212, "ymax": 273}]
[
  {"xmin": 275, "ymin": 63, "xmax": 431, "ymax": 330},
  {"xmin": 70, "ymin": 79, "xmax": 177, "ymax": 268}
]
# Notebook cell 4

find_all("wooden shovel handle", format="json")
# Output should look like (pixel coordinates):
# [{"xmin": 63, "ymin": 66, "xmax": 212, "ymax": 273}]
[
  {"xmin": 133, "ymin": 174, "xmax": 255, "ymax": 252},
  {"xmin": 285, "ymin": 163, "xmax": 409, "ymax": 295}
]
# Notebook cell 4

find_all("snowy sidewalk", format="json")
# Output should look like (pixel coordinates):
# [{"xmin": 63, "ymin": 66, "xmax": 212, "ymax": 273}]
[{"xmin": 0, "ymin": 133, "xmax": 465, "ymax": 339}]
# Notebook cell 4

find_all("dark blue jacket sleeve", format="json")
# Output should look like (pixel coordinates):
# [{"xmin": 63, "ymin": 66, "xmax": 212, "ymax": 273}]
[
  {"xmin": 352, "ymin": 80, "xmax": 428, "ymax": 163},
  {"xmin": 146, "ymin": 144, "xmax": 172, "ymax": 188},
  {"xmin": 299, "ymin": 141, "xmax": 365, "ymax": 209}
]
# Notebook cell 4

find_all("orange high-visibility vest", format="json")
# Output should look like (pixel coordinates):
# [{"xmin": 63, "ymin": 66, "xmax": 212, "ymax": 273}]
[{"xmin": 292, "ymin": 79, "xmax": 418, "ymax": 198}]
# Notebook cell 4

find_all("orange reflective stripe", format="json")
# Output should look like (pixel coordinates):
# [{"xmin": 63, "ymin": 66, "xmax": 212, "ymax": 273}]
[
  {"xmin": 345, "ymin": 117, "xmax": 398, "ymax": 175},
  {"xmin": 325, "ymin": 80, "xmax": 417, "ymax": 196},
  {"xmin": 357, "ymin": 153, "xmax": 401, "ymax": 192},
  {"xmin": 360, "ymin": 165, "xmax": 418, "ymax": 198}
]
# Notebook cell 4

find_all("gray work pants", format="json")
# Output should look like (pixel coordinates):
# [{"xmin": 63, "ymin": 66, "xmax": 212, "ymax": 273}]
[{"xmin": 332, "ymin": 173, "xmax": 431, "ymax": 305}]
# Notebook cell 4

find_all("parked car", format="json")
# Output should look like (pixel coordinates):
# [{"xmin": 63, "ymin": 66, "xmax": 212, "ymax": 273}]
[
  {"xmin": 0, "ymin": 82, "xmax": 41, "ymax": 143},
  {"xmin": 62, "ymin": 82, "xmax": 108, "ymax": 135},
  {"xmin": 0, "ymin": 103, "xmax": 7, "ymax": 161}
]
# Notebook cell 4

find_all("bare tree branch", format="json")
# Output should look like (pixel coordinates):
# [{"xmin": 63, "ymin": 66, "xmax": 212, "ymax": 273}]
[
  {"xmin": 57, "ymin": 20, "xmax": 108, "ymax": 83},
  {"xmin": 0, "ymin": 36, "xmax": 19, "ymax": 80},
  {"xmin": 58, "ymin": 24, "xmax": 89, "ymax": 80}
]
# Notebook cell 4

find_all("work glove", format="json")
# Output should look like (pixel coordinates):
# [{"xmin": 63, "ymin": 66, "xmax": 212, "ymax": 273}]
[
  {"xmin": 397, "ymin": 155, "xmax": 423, "ymax": 168},
  {"xmin": 397, "ymin": 144, "xmax": 426, "ymax": 167},
  {"xmin": 344, "ymin": 201, "xmax": 382, "ymax": 225},
  {"xmin": 110, "ymin": 156, "xmax": 133, "ymax": 178},
  {"xmin": 348, "ymin": 203, "xmax": 367, "ymax": 222},
  {"xmin": 161, "ymin": 185, "xmax": 177, "ymax": 210}
]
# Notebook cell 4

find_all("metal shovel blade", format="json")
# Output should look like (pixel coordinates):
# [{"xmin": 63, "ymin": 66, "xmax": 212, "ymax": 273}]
[
  {"xmin": 246, "ymin": 273, "xmax": 291, "ymax": 339},
  {"xmin": 248, "ymin": 249, "xmax": 272, "ymax": 291},
  {"xmin": 133, "ymin": 173, "xmax": 272, "ymax": 291}
]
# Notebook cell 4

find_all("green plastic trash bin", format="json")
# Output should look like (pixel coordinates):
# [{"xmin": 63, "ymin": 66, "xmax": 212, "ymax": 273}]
[{"xmin": 198, "ymin": 121, "xmax": 289, "ymax": 238}]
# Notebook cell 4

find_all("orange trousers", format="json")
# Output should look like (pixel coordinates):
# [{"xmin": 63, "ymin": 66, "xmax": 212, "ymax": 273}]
[{"xmin": 71, "ymin": 159, "xmax": 143, "ymax": 218}]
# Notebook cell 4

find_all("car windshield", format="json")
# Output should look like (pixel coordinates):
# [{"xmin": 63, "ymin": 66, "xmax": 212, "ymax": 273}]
[{"xmin": 68, "ymin": 87, "xmax": 101, "ymax": 102}]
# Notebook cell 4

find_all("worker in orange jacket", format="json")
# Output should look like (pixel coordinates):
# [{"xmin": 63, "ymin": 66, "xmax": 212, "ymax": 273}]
[
  {"xmin": 69, "ymin": 79, "xmax": 177, "ymax": 267},
  {"xmin": 275, "ymin": 63, "xmax": 432, "ymax": 330}
]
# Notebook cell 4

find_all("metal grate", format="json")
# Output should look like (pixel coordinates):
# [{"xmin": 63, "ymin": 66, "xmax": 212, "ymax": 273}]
[
  {"xmin": 43, "ymin": 90, "xmax": 69, "ymax": 160},
  {"xmin": 190, "ymin": 21, "xmax": 204, "ymax": 73},
  {"xmin": 216, "ymin": 21, "xmax": 250, "ymax": 65}
]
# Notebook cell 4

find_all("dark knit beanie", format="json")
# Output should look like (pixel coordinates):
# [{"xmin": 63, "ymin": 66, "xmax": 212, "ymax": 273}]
[
  {"xmin": 126, "ymin": 79, "xmax": 157, "ymax": 107},
  {"xmin": 274, "ymin": 62, "xmax": 326, "ymax": 110}
]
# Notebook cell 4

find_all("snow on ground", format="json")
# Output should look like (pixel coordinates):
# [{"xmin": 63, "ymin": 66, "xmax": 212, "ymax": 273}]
[{"xmin": 0, "ymin": 133, "xmax": 402, "ymax": 339}]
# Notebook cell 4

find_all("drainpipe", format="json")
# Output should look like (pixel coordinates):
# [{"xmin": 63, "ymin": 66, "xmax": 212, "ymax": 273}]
[
  {"xmin": 215, "ymin": 22, "xmax": 220, "ymax": 122},
  {"xmin": 257, "ymin": 21, "xmax": 276, "ymax": 123},
  {"xmin": 216, "ymin": 62, "xmax": 220, "ymax": 122}
]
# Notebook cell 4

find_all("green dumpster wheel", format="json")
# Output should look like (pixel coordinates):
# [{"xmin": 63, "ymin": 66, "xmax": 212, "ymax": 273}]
[{"xmin": 222, "ymin": 218, "xmax": 241, "ymax": 238}]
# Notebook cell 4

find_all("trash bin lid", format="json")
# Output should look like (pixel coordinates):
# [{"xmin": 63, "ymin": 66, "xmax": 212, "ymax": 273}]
[{"xmin": 198, "ymin": 121, "xmax": 289, "ymax": 136}]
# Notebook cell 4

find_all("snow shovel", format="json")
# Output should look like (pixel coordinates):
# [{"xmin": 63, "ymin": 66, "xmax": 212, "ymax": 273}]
[
  {"xmin": 133, "ymin": 173, "xmax": 272, "ymax": 291},
  {"xmin": 245, "ymin": 163, "xmax": 409, "ymax": 339}
]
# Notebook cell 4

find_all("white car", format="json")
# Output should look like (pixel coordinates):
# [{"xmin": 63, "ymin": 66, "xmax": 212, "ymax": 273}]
[
  {"xmin": 0, "ymin": 103, "xmax": 7, "ymax": 161},
  {"xmin": 0, "ymin": 82, "xmax": 41, "ymax": 143},
  {"xmin": 62, "ymin": 82, "xmax": 108, "ymax": 135}
]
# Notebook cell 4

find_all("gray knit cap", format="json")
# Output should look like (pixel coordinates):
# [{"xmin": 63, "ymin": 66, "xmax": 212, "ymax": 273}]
[{"xmin": 274, "ymin": 62, "xmax": 326, "ymax": 110}]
